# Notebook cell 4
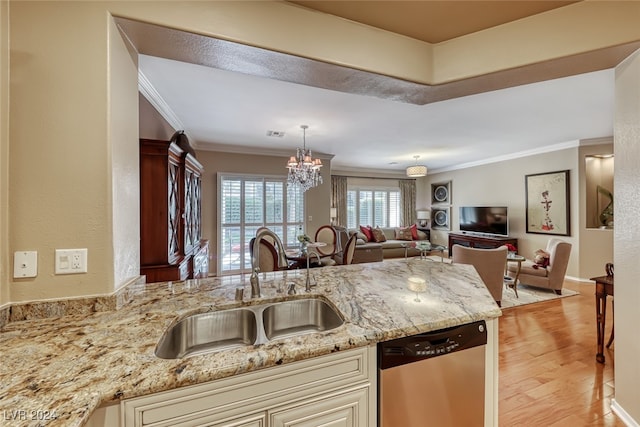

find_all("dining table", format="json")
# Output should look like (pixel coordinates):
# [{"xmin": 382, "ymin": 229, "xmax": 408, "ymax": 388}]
[{"xmin": 285, "ymin": 242, "xmax": 327, "ymax": 269}]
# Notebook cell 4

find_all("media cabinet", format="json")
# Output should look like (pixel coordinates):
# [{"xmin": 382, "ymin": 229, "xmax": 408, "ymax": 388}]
[{"xmin": 448, "ymin": 232, "xmax": 517, "ymax": 256}]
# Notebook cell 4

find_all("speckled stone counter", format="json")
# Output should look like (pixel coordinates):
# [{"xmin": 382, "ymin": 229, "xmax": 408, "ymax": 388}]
[{"xmin": 0, "ymin": 259, "xmax": 501, "ymax": 427}]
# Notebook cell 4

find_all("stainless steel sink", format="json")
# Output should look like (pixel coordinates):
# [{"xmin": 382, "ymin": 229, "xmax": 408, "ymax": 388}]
[
  {"xmin": 155, "ymin": 298, "xmax": 344, "ymax": 359},
  {"xmin": 262, "ymin": 299, "xmax": 344, "ymax": 340},
  {"xmin": 155, "ymin": 308, "xmax": 258, "ymax": 359}
]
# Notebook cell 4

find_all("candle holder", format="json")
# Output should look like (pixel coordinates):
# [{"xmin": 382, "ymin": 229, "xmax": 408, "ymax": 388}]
[{"xmin": 407, "ymin": 277, "xmax": 427, "ymax": 302}]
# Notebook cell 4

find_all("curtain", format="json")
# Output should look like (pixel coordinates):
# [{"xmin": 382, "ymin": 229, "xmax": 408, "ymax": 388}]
[
  {"xmin": 331, "ymin": 175, "xmax": 348, "ymax": 227},
  {"xmin": 399, "ymin": 179, "xmax": 416, "ymax": 226}
]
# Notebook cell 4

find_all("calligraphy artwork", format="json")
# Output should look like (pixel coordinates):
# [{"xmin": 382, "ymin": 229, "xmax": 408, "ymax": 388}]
[{"xmin": 525, "ymin": 170, "xmax": 571, "ymax": 236}]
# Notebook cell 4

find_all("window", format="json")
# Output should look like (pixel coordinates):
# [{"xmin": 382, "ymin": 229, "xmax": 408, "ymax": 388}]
[
  {"xmin": 346, "ymin": 188, "xmax": 400, "ymax": 228},
  {"xmin": 219, "ymin": 174, "xmax": 304, "ymax": 274}
]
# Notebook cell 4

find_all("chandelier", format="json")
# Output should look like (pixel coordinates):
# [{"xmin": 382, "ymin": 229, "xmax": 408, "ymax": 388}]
[
  {"xmin": 406, "ymin": 155, "xmax": 428, "ymax": 177},
  {"xmin": 287, "ymin": 125, "xmax": 323, "ymax": 192}
]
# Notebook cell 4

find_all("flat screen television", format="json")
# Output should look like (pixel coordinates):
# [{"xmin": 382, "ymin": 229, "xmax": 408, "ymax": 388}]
[{"xmin": 459, "ymin": 206, "xmax": 509, "ymax": 236}]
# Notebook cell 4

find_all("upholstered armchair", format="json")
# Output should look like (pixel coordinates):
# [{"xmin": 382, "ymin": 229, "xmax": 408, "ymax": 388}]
[
  {"xmin": 507, "ymin": 238, "xmax": 572, "ymax": 294},
  {"xmin": 452, "ymin": 245, "xmax": 508, "ymax": 307}
]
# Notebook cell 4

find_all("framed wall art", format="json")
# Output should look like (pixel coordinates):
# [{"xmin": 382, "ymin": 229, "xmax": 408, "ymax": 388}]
[
  {"xmin": 525, "ymin": 170, "xmax": 571, "ymax": 236},
  {"xmin": 431, "ymin": 181, "xmax": 451, "ymax": 205},
  {"xmin": 431, "ymin": 207, "xmax": 450, "ymax": 230}
]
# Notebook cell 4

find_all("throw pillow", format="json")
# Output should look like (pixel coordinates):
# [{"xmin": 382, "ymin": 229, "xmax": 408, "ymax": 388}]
[
  {"xmin": 395, "ymin": 227, "xmax": 413, "ymax": 241},
  {"xmin": 532, "ymin": 249, "xmax": 550, "ymax": 269},
  {"xmin": 372, "ymin": 226, "xmax": 387, "ymax": 243},
  {"xmin": 359, "ymin": 225, "xmax": 373, "ymax": 242},
  {"xmin": 410, "ymin": 224, "xmax": 419, "ymax": 240}
]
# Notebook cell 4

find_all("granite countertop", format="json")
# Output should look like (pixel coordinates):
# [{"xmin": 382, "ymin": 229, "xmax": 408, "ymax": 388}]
[{"xmin": 0, "ymin": 259, "xmax": 501, "ymax": 427}]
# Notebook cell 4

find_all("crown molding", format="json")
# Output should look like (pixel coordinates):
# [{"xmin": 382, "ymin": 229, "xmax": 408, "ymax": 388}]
[
  {"xmin": 330, "ymin": 166, "xmax": 407, "ymax": 179},
  {"xmin": 138, "ymin": 70, "xmax": 185, "ymax": 134},
  {"xmin": 431, "ymin": 140, "xmax": 583, "ymax": 174},
  {"xmin": 196, "ymin": 142, "xmax": 334, "ymax": 161},
  {"xmin": 579, "ymin": 136, "xmax": 613, "ymax": 147}
]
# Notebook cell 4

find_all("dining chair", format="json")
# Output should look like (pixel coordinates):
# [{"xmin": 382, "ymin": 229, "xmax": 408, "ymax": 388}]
[
  {"xmin": 335, "ymin": 234, "xmax": 357, "ymax": 265},
  {"xmin": 249, "ymin": 237, "xmax": 280, "ymax": 272},
  {"xmin": 256, "ymin": 226, "xmax": 277, "ymax": 246},
  {"xmin": 452, "ymin": 245, "xmax": 508, "ymax": 307},
  {"xmin": 314, "ymin": 225, "xmax": 338, "ymax": 266}
]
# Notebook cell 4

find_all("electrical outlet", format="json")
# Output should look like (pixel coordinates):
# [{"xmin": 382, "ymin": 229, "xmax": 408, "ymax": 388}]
[{"xmin": 55, "ymin": 248, "xmax": 88, "ymax": 274}]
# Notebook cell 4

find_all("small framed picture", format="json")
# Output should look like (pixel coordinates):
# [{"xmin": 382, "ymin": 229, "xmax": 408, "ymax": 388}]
[
  {"xmin": 525, "ymin": 170, "xmax": 570, "ymax": 236},
  {"xmin": 431, "ymin": 207, "xmax": 450, "ymax": 230},
  {"xmin": 431, "ymin": 181, "xmax": 451, "ymax": 205}
]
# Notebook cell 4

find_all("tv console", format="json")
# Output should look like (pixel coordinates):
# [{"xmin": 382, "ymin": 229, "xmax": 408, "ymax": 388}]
[{"xmin": 448, "ymin": 232, "xmax": 517, "ymax": 257}]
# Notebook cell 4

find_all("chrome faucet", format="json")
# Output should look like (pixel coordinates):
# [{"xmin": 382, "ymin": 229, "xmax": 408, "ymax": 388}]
[
  {"xmin": 250, "ymin": 228, "xmax": 289, "ymax": 298},
  {"xmin": 305, "ymin": 250, "xmax": 321, "ymax": 292}
]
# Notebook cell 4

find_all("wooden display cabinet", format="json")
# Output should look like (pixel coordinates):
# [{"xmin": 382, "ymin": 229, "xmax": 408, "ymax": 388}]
[{"xmin": 140, "ymin": 138, "xmax": 207, "ymax": 282}]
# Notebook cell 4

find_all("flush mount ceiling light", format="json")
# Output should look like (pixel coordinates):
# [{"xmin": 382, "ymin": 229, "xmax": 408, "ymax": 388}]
[
  {"xmin": 406, "ymin": 155, "xmax": 428, "ymax": 177},
  {"xmin": 286, "ymin": 125, "xmax": 323, "ymax": 192}
]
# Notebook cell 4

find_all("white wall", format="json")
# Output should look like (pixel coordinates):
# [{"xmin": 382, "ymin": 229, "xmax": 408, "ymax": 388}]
[
  {"xmin": 612, "ymin": 47, "xmax": 640, "ymax": 425},
  {"xmin": 109, "ymin": 17, "xmax": 141, "ymax": 291}
]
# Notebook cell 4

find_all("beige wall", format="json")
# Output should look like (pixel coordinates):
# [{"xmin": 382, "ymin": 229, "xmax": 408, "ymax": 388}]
[
  {"xmin": 423, "ymin": 147, "xmax": 582, "ymax": 278},
  {"xmin": 139, "ymin": 94, "xmax": 175, "ymax": 141},
  {"xmin": 9, "ymin": 2, "xmax": 116, "ymax": 301},
  {"xmin": 3, "ymin": 0, "xmax": 640, "ymax": 303},
  {"xmin": 433, "ymin": 1, "xmax": 640, "ymax": 83},
  {"xmin": 613, "ymin": 47, "xmax": 640, "ymax": 424},
  {"xmin": 196, "ymin": 150, "xmax": 331, "ymax": 276},
  {"xmin": 1, "ymin": 0, "xmax": 8, "ymax": 305},
  {"xmin": 3, "ymin": 2, "xmax": 639, "ymax": 422},
  {"xmin": 422, "ymin": 142, "xmax": 616, "ymax": 281}
]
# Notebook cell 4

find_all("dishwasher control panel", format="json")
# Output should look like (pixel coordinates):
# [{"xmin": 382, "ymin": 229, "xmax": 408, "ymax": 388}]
[
  {"xmin": 378, "ymin": 320, "xmax": 487, "ymax": 369},
  {"xmin": 407, "ymin": 338, "xmax": 461, "ymax": 356}
]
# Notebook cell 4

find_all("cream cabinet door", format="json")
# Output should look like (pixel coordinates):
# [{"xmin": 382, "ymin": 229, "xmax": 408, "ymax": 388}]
[{"xmin": 269, "ymin": 386, "xmax": 369, "ymax": 427}]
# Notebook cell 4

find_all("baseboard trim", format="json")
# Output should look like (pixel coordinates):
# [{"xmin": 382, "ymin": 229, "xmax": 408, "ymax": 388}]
[
  {"xmin": 612, "ymin": 399, "xmax": 639, "ymax": 427},
  {"xmin": 565, "ymin": 275, "xmax": 596, "ymax": 283}
]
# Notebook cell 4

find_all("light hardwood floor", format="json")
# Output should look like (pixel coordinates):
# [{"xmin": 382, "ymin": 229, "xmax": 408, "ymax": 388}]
[{"xmin": 499, "ymin": 280, "xmax": 622, "ymax": 426}]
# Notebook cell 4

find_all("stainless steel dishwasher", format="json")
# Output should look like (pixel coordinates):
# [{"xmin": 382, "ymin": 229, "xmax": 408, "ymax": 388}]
[{"xmin": 378, "ymin": 320, "xmax": 487, "ymax": 427}]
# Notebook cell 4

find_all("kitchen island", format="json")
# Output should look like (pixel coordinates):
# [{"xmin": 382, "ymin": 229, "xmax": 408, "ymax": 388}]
[{"xmin": 0, "ymin": 259, "xmax": 501, "ymax": 427}]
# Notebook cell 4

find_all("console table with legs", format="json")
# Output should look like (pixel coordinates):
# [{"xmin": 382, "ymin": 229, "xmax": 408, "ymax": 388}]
[
  {"xmin": 448, "ymin": 232, "xmax": 518, "ymax": 256},
  {"xmin": 591, "ymin": 274, "xmax": 614, "ymax": 364}
]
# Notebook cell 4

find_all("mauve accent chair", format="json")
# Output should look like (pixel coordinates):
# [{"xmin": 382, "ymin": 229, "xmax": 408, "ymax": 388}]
[{"xmin": 452, "ymin": 245, "xmax": 508, "ymax": 307}]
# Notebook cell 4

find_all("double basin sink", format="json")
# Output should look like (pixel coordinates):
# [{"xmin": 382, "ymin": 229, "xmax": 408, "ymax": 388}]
[{"xmin": 155, "ymin": 298, "xmax": 344, "ymax": 359}]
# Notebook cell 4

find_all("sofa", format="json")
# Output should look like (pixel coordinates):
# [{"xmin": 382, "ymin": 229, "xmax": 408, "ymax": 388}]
[{"xmin": 336, "ymin": 226, "xmax": 431, "ymax": 263}]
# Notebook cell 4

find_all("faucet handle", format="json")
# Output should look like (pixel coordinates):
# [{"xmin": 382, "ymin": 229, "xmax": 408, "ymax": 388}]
[
  {"xmin": 235, "ymin": 287, "xmax": 244, "ymax": 301},
  {"xmin": 287, "ymin": 283, "xmax": 296, "ymax": 295}
]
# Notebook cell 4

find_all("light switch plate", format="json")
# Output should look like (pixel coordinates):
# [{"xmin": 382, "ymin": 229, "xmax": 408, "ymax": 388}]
[
  {"xmin": 55, "ymin": 248, "xmax": 88, "ymax": 274},
  {"xmin": 13, "ymin": 251, "xmax": 38, "ymax": 278}
]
